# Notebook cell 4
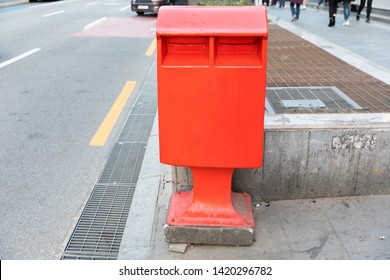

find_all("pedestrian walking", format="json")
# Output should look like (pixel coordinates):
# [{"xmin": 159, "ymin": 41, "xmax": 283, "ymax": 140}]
[
  {"xmin": 278, "ymin": 0, "xmax": 286, "ymax": 8},
  {"xmin": 302, "ymin": 0, "xmax": 307, "ymax": 9},
  {"xmin": 356, "ymin": 0, "xmax": 373, "ymax": 23},
  {"xmin": 315, "ymin": 0, "xmax": 326, "ymax": 11},
  {"xmin": 328, "ymin": 0, "xmax": 338, "ymax": 27},
  {"xmin": 342, "ymin": 0, "xmax": 351, "ymax": 26},
  {"xmin": 290, "ymin": 0, "xmax": 303, "ymax": 22}
]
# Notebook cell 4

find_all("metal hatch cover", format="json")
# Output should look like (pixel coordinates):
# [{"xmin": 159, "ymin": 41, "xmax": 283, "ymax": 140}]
[{"xmin": 266, "ymin": 86, "xmax": 363, "ymax": 114}]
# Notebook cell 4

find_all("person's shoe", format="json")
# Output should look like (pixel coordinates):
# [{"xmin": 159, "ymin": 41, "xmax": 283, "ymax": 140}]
[
  {"xmin": 315, "ymin": 5, "xmax": 319, "ymax": 11},
  {"xmin": 291, "ymin": 15, "xmax": 297, "ymax": 22},
  {"xmin": 328, "ymin": 17, "xmax": 335, "ymax": 27},
  {"xmin": 366, "ymin": 18, "xmax": 370, "ymax": 23},
  {"xmin": 302, "ymin": 5, "xmax": 306, "ymax": 10},
  {"xmin": 343, "ymin": 19, "xmax": 350, "ymax": 26},
  {"xmin": 356, "ymin": 14, "xmax": 360, "ymax": 21}
]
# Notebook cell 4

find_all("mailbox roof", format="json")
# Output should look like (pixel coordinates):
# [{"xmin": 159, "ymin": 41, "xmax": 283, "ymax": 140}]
[{"xmin": 156, "ymin": 6, "xmax": 268, "ymax": 37}]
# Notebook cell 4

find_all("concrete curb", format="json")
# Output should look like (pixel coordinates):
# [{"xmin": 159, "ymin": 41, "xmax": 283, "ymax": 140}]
[
  {"xmin": 118, "ymin": 115, "xmax": 160, "ymax": 260},
  {"xmin": 265, "ymin": 113, "xmax": 390, "ymax": 130}
]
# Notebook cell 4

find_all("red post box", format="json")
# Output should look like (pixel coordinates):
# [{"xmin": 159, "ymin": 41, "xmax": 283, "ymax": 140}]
[{"xmin": 157, "ymin": 6, "xmax": 268, "ymax": 239}]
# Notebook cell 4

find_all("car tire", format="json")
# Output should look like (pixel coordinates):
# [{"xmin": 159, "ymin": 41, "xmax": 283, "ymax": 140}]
[{"xmin": 136, "ymin": 11, "xmax": 145, "ymax": 16}]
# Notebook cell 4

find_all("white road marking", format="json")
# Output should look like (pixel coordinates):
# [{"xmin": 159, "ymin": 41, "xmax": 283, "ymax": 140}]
[
  {"xmin": 83, "ymin": 17, "xmax": 107, "ymax": 30},
  {"xmin": 0, "ymin": 48, "xmax": 41, "ymax": 69},
  {"xmin": 120, "ymin": 5, "xmax": 130, "ymax": 11},
  {"xmin": 43, "ymin": 10, "xmax": 65, "ymax": 17},
  {"xmin": 30, "ymin": 1, "xmax": 76, "ymax": 8}
]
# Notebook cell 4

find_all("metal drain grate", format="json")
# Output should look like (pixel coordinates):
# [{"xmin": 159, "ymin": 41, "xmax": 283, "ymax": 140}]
[
  {"xmin": 266, "ymin": 86, "xmax": 363, "ymax": 114},
  {"xmin": 98, "ymin": 143, "xmax": 146, "ymax": 185},
  {"xmin": 129, "ymin": 101, "xmax": 157, "ymax": 115},
  {"xmin": 118, "ymin": 115, "xmax": 156, "ymax": 143},
  {"xmin": 62, "ymin": 65, "xmax": 158, "ymax": 260},
  {"xmin": 61, "ymin": 184, "xmax": 136, "ymax": 260}
]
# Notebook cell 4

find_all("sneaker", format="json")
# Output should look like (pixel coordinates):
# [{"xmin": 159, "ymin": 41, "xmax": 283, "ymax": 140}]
[
  {"xmin": 356, "ymin": 14, "xmax": 360, "ymax": 21},
  {"xmin": 291, "ymin": 15, "xmax": 297, "ymax": 22},
  {"xmin": 315, "ymin": 6, "xmax": 319, "ymax": 11},
  {"xmin": 302, "ymin": 5, "xmax": 306, "ymax": 10},
  {"xmin": 343, "ymin": 19, "xmax": 350, "ymax": 26}
]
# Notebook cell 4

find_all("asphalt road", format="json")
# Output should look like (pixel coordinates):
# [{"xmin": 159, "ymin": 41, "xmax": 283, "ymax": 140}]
[{"xmin": 0, "ymin": 0, "xmax": 157, "ymax": 259}]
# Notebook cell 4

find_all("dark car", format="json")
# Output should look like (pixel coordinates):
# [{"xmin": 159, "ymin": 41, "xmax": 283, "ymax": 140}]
[{"xmin": 131, "ymin": 0, "xmax": 175, "ymax": 16}]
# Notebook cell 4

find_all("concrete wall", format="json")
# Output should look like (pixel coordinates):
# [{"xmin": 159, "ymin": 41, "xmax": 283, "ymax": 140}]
[
  {"xmin": 175, "ymin": 113, "xmax": 390, "ymax": 201},
  {"xmin": 232, "ymin": 113, "xmax": 390, "ymax": 201}
]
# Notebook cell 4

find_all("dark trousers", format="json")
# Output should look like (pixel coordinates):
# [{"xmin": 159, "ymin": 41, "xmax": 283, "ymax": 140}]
[
  {"xmin": 328, "ymin": 0, "xmax": 338, "ymax": 19},
  {"xmin": 358, "ymin": 0, "xmax": 373, "ymax": 19}
]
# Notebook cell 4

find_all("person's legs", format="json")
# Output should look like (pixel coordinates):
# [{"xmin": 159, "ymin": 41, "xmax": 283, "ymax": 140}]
[
  {"xmin": 357, "ymin": 0, "xmax": 366, "ymax": 20},
  {"xmin": 328, "ymin": 0, "xmax": 337, "ymax": 26},
  {"xmin": 296, "ymin": 4, "xmax": 301, "ymax": 19},
  {"xmin": 315, "ymin": 0, "xmax": 324, "ymax": 11},
  {"xmin": 366, "ymin": 0, "xmax": 373, "ymax": 21},
  {"xmin": 342, "ymin": 0, "xmax": 350, "ymax": 25},
  {"xmin": 290, "ymin": 2, "xmax": 296, "ymax": 17},
  {"xmin": 343, "ymin": 0, "xmax": 350, "ymax": 20}
]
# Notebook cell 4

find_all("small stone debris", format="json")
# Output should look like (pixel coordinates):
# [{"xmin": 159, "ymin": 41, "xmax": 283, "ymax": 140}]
[
  {"xmin": 169, "ymin": 243, "xmax": 191, "ymax": 253},
  {"xmin": 253, "ymin": 203, "xmax": 261, "ymax": 210}
]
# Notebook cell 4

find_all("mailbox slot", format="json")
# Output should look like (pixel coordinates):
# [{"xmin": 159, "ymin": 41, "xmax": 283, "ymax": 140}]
[
  {"xmin": 161, "ymin": 36, "xmax": 209, "ymax": 66},
  {"xmin": 215, "ymin": 37, "xmax": 262, "ymax": 66}
]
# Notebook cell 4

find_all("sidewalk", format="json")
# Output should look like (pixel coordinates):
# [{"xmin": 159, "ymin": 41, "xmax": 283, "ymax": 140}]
[
  {"xmin": 267, "ymin": 4, "xmax": 390, "ymax": 76},
  {"xmin": 118, "ymin": 6, "xmax": 390, "ymax": 260}
]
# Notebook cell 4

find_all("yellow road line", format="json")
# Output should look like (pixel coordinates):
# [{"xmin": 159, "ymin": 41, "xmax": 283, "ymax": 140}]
[
  {"xmin": 90, "ymin": 81, "xmax": 136, "ymax": 146},
  {"xmin": 145, "ymin": 38, "xmax": 157, "ymax": 56}
]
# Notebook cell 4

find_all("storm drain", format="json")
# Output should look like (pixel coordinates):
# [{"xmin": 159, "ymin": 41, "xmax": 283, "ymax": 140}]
[
  {"xmin": 118, "ymin": 115, "xmax": 156, "ymax": 143},
  {"xmin": 98, "ymin": 142, "xmax": 147, "ymax": 186},
  {"xmin": 62, "ymin": 67, "xmax": 157, "ymax": 260},
  {"xmin": 61, "ymin": 184, "xmax": 136, "ymax": 260},
  {"xmin": 266, "ymin": 86, "xmax": 363, "ymax": 114}
]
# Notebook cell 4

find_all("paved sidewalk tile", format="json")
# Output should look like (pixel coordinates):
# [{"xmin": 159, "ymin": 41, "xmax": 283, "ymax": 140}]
[{"xmin": 267, "ymin": 25, "xmax": 390, "ymax": 113}]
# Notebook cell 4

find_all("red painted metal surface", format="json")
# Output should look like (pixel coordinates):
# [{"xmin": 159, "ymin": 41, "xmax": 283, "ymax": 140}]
[
  {"xmin": 167, "ymin": 168, "xmax": 255, "ymax": 228},
  {"xmin": 157, "ymin": 6, "xmax": 268, "ymax": 228}
]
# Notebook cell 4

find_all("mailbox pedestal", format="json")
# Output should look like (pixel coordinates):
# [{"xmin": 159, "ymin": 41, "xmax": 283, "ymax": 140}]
[{"xmin": 157, "ymin": 6, "xmax": 268, "ymax": 245}]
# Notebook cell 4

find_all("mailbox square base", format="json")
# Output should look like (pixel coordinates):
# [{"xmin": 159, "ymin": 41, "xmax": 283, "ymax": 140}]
[
  {"xmin": 167, "ymin": 191, "xmax": 255, "ymax": 228},
  {"xmin": 164, "ymin": 224, "xmax": 255, "ymax": 246}
]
